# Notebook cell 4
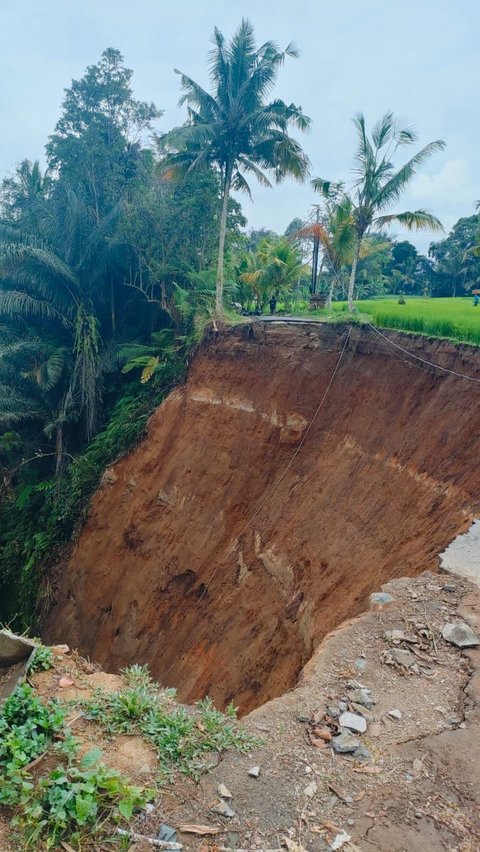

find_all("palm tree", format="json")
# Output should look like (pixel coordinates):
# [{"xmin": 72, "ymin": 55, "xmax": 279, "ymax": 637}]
[
  {"xmin": 159, "ymin": 19, "xmax": 311, "ymax": 313},
  {"xmin": 313, "ymin": 113, "xmax": 445, "ymax": 312}
]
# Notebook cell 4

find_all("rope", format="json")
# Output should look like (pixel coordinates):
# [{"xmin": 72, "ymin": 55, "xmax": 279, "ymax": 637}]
[
  {"xmin": 198, "ymin": 326, "xmax": 352, "ymax": 600},
  {"xmin": 365, "ymin": 321, "xmax": 480, "ymax": 384}
]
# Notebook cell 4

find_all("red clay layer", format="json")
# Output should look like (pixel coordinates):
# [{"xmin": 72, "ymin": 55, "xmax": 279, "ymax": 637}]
[{"xmin": 44, "ymin": 322, "xmax": 480, "ymax": 712}]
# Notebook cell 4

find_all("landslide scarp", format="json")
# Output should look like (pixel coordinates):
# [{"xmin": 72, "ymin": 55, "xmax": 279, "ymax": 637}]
[{"xmin": 44, "ymin": 321, "xmax": 480, "ymax": 713}]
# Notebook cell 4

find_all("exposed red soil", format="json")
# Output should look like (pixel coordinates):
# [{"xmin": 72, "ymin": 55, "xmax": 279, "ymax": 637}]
[{"xmin": 44, "ymin": 321, "xmax": 480, "ymax": 713}]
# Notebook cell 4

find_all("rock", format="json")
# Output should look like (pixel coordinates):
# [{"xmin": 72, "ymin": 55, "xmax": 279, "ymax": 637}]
[
  {"xmin": 248, "ymin": 765, "xmax": 260, "ymax": 778},
  {"xmin": 442, "ymin": 584, "xmax": 456, "ymax": 592},
  {"xmin": 390, "ymin": 648, "xmax": 416, "ymax": 668},
  {"xmin": 157, "ymin": 825, "xmax": 177, "ymax": 843},
  {"xmin": 339, "ymin": 712, "xmax": 367, "ymax": 733},
  {"xmin": 442, "ymin": 622, "xmax": 480, "ymax": 648},
  {"xmin": 313, "ymin": 727, "xmax": 333, "ymax": 742},
  {"xmin": 351, "ymin": 702, "xmax": 373, "ymax": 719},
  {"xmin": 331, "ymin": 731, "xmax": 361, "ymax": 754},
  {"xmin": 370, "ymin": 592, "xmax": 395, "ymax": 609},
  {"xmin": 337, "ymin": 701, "xmax": 348, "ymax": 712},
  {"xmin": 331, "ymin": 830, "xmax": 351, "ymax": 850},
  {"xmin": 211, "ymin": 801, "xmax": 235, "ymax": 818},
  {"xmin": 345, "ymin": 679, "xmax": 365, "ymax": 689},
  {"xmin": 0, "ymin": 630, "xmax": 35, "ymax": 667},
  {"xmin": 353, "ymin": 745, "xmax": 372, "ymax": 762},
  {"xmin": 218, "ymin": 784, "xmax": 232, "ymax": 799},
  {"xmin": 388, "ymin": 708, "xmax": 402, "ymax": 720},
  {"xmin": 355, "ymin": 657, "xmax": 367, "ymax": 671},
  {"xmin": 350, "ymin": 688, "xmax": 374, "ymax": 709},
  {"xmin": 384, "ymin": 629, "xmax": 406, "ymax": 642},
  {"xmin": 304, "ymin": 780, "xmax": 317, "ymax": 798},
  {"xmin": 326, "ymin": 704, "xmax": 340, "ymax": 718}
]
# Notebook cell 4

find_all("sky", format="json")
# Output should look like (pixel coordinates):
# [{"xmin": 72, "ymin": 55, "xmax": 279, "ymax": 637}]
[{"xmin": 0, "ymin": 0, "xmax": 479, "ymax": 253}]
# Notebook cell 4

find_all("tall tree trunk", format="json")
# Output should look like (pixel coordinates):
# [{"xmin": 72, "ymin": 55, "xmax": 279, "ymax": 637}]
[
  {"xmin": 348, "ymin": 238, "xmax": 362, "ymax": 313},
  {"xmin": 216, "ymin": 168, "xmax": 232, "ymax": 315},
  {"xmin": 161, "ymin": 280, "xmax": 168, "ymax": 311},
  {"xmin": 110, "ymin": 277, "xmax": 116, "ymax": 334},
  {"xmin": 55, "ymin": 422, "xmax": 63, "ymax": 479},
  {"xmin": 326, "ymin": 277, "xmax": 334, "ymax": 311}
]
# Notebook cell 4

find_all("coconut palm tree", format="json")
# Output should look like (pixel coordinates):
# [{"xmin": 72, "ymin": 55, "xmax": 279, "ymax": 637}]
[
  {"xmin": 159, "ymin": 18, "xmax": 311, "ymax": 313},
  {"xmin": 313, "ymin": 113, "xmax": 445, "ymax": 311}
]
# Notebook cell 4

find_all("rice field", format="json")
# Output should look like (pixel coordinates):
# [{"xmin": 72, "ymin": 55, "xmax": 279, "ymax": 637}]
[{"xmin": 333, "ymin": 297, "xmax": 480, "ymax": 345}]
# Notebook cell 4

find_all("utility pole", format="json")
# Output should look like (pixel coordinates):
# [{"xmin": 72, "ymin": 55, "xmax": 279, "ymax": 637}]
[{"xmin": 310, "ymin": 205, "xmax": 321, "ymax": 294}]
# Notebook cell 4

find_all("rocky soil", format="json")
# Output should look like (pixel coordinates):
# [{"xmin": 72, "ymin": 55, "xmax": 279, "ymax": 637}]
[{"xmin": 1, "ymin": 568, "xmax": 479, "ymax": 851}]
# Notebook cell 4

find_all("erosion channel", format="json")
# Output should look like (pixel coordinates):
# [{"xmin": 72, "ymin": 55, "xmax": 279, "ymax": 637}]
[{"xmin": 44, "ymin": 321, "xmax": 480, "ymax": 714}]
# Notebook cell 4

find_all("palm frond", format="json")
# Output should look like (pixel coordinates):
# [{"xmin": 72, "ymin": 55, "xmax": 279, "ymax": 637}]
[{"xmin": 375, "ymin": 209, "xmax": 445, "ymax": 232}]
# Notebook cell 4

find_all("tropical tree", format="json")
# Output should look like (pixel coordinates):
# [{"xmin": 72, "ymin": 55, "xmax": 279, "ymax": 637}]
[
  {"xmin": 429, "ymin": 215, "xmax": 480, "ymax": 295},
  {"xmin": 313, "ymin": 113, "xmax": 445, "ymax": 311},
  {"xmin": 235, "ymin": 237, "xmax": 306, "ymax": 309},
  {"xmin": 159, "ymin": 18, "xmax": 311, "ymax": 313}
]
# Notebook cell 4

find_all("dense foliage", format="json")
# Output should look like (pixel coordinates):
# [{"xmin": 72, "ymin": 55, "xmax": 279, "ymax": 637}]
[{"xmin": 0, "ymin": 48, "xmax": 244, "ymax": 627}]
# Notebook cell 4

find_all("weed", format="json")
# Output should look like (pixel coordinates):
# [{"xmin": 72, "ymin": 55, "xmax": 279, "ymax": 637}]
[
  {"xmin": 18, "ymin": 750, "xmax": 151, "ymax": 849},
  {"xmin": 27, "ymin": 644, "xmax": 54, "ymax": 674},
  {"xmin": 0, "ymin": 684, "xmax": 152, "ymax": 849},
  {"xmin": 85, "ymin": 673, "xmax": 259, "ymax": 780}
]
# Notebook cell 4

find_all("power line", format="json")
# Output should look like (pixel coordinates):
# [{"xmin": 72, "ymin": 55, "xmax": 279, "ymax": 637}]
[
  {"xmin": 365, "ymin": 321, "xmax": 480, "ymax": 384},
  {"xmin": 198, "ymin": 326, "xmax": 352, "ymax": 602}
]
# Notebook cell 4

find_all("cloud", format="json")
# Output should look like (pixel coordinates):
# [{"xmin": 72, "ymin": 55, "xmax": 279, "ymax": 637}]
[{"xmin": 409, "ymin": 159, "xmax": 474, "ymax": 207}]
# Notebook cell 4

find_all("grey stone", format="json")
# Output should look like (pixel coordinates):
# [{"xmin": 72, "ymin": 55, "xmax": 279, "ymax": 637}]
[
  {"xmin": 331, "ymin": 731, "xmax": 361, "ymax": 754},
  {"xmin": 442, "ymin": 622, "xmax": 480, "ymax": 648},
  {"xmin": 218, "ymin": 784, "xmax": 232, "ymax": 799},
  {"xmin": 388, "ymin": 708, "xmax": 402, "ymax": 720},
  {"xmin": 355, "ymin": 657, "xmax": 367, "ymax": 671},
  {"xmin": 339, "ymin": 712, "xmax": 367, "ymax": 733},
  {"xmin": 442, "ymin": 584, "xmax": 456, "ymax": 592},
  {"xmin": 350, "ymin": 688, "xmax": 375, "ymax": 709},
  {"xmin": 370, "ymin": 592, "xmax": 395, "ymax": 607},
  {"xmin": 158, "ymin": 825, "xmax": 177, "ymax": 843},
  {"xmin": 351, "ymin": 703, "xmax": 373, "ymax": 720},
  {"xmin": 326, "ymin": 705, "xmax": 340, "ymax": 718},
  {"xmin": 384, "ymin": 629, "xmax": 406, "ymax": 642},
  {"xmin": 211, "ymin": 801, "xmax": 235, "ymax": 818},
  {"xmin": 390, "ymin": 648, "xmax": 416, "ymax": 668},
  {"xmin": 337, "ymin": 701, "xmax": 348, "ymax": 712},
  {"xmin": 248, "ymin": 765, "xmax": 260, "ymax": 778},
  {"xmin": 0, "ymin": 630, "xmax": 36, "ymax": 667}
]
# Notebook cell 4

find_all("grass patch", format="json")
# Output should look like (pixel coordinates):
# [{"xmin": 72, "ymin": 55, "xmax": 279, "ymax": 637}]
[
  {"xmin": 85, "ymin": 665, "xmax": 259, "ymax": 781},
  {"xmin": 333, "ymin": 297, "xmax": 480, "ymax": 344}
]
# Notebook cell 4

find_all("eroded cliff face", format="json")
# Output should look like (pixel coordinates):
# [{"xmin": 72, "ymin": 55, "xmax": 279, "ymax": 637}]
[{"xmin": 44, "ymin": 322, "xmax": 480, "ymax": 712}]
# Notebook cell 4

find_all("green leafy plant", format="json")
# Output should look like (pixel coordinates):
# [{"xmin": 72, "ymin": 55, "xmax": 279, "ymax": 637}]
[
  {"xmin": 85, "ymin": 671, "xmax": 258, "ymax": 780},
  {"xmin": 0, "ymin": 684, "xmax": 152, "ymax": 848},
  {"xmin": 0, "ymin": 684, "xmax": 71, "ymax": 806},
  {"xmin": 18, "ymin": 751, "xmax": 151, "ymax": 849},
  {"xmin": 27, "ymin": 643, "xmax": 54, "ymax": 673}
]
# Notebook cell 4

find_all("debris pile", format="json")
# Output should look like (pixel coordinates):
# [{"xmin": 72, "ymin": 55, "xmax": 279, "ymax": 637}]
[{"xmin": 305, "ymin": 680, "xmax": 376, "ymax": 762}]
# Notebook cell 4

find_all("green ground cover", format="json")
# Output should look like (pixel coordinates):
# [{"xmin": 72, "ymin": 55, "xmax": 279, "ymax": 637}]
[{"xmin": 330, "ymin": 297, "xmax": 480, "ymax": 344}]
